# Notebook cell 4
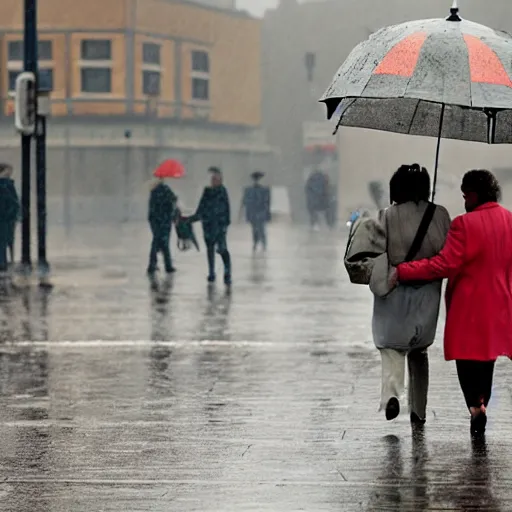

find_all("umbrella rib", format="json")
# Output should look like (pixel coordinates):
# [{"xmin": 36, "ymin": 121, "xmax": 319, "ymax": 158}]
[{"xmin": 407, "ymin": 100, "xmax": 421, "ymax": 135}]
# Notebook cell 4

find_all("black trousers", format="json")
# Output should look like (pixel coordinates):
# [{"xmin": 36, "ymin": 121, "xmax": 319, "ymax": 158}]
[{"xmin": 456, "ymin": 360, "xmax": 496, "ymax": 410}]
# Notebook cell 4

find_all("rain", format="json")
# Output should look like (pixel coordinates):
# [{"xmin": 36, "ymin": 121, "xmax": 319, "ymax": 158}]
[{"xmin": 0, "ymin": 0, "xmax": 512, "ymax": 510}]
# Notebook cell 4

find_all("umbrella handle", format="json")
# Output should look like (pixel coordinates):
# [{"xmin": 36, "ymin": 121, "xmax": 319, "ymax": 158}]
[{"xmin": 432, "ymin": 104, "xmax": 445, "ymax": 203}]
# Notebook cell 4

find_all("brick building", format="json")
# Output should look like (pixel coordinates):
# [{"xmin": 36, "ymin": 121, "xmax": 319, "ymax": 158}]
[{"xmin": 0, "ymin": 0, "xmax": 275, "ymax": 224}]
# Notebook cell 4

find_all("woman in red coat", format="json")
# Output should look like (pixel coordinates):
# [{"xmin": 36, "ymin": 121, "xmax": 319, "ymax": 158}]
[{"xmin": 395, "ymin": 170, "xmax": 512, "ymax": 436}]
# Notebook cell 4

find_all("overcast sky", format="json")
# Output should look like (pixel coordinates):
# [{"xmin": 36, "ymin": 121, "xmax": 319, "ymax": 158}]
[{"xmin": 236, "ymin": 0, "xmax": 279, "ymax": 16}]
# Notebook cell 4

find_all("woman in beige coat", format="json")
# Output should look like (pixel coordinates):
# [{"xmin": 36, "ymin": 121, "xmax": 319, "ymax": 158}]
[{"xmin": 374, "ymin": 164, "xmax": 450, "ymax": 424}]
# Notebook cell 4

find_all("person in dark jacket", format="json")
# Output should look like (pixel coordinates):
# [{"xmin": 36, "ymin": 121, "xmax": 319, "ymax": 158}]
[
  {"xmin": 0, "ymin": 163, "xmax": 20, "ymax": 272},
  {"xmin": 189, "ymin": 167, "xmax": 231, "ymax": 285},
  {"xmin": 305, "ymin": 170, "xmax": 330, "ymax": 229},
  {"xmin": 147, "ymin": 178, "xmax": 177, "ymax": 275},
  {"xmin": 240, "ymin": 171, "xmax": 271, "ymax": 252}
]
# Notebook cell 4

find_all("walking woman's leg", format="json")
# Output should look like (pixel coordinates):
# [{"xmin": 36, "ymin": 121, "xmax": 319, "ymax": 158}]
[
  {"xmin": 206, "ymin": 242, "xmax": 216, "ymax": 281},
  {"xmin": 380, "ymin": 348, "xmax": 406, "ymax": 420},
  {"xmin": 407, "ymin": 348, "xmax": 429, "ymax": 423},
  {"xmin": 0, "ymin": 227, "xmax": 7, "ymax": 272},
  {"xmin": 251, "ymin": 222, "xmax": 258, "ymax": 251},
  {"xmin": 456, "ymin": 360, "xmax": 480, "ymax": 410},
  {"xmin": 160, "ymin": 229, "xmax": 174, "ymax": 273},
  {"xmin": 217, "ymin": 232, "xmax": 231, "ymax": 285},
  {"xmin": 480, "ymin": 361, "xmax": 496, "ymax": 408},
  {"xmin": 456, "ymin": 360, "xmax": 494, "ymax": 436},
  {"xmin": 261, "ymin": 222, "xmax": 267, "ymax": 250},
  {"xmin": 147, "ymin": 225, "xmax": 159, "ymax": 274}
]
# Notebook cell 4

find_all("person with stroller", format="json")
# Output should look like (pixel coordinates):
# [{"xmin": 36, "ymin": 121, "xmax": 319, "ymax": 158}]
[{"xmin": 188, "ymin": 167, "xmax": 232, "ymax": 285}]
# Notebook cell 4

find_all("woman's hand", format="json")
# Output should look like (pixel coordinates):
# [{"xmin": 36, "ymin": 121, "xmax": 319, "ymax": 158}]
[{"xmin": 388, "ymin": 267, "xmax": 398, "ymax": 289}]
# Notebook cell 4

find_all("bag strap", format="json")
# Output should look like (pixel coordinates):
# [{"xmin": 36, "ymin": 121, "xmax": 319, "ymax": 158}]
[{"xmin": 404, "ymin": 202, "xmax": 437, "ymax": 262}]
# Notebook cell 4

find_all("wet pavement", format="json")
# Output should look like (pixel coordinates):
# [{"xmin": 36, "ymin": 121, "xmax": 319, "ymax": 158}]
[{"xmin": 1, "ymin": 223, "xmax": 512, "ymax": 511}]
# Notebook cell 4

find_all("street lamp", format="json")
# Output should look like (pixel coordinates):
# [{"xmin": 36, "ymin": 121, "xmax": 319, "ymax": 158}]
[{"xmin": 36, "ymin": 72, "xmax": 52, "ymax": 287}]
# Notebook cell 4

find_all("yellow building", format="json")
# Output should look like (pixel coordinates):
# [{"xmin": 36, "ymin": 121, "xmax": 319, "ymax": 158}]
[
  {"xmin": 0, "ymin": 0, "xmax": 275, "ymax": 224},
  {"xmin": 0, "ymin": 0, "xmax": 262, "ymax": 126}
]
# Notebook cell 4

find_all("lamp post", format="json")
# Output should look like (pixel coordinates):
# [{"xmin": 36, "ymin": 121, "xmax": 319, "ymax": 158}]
[
  {"xmin": 21, "ymin": 0, "xmax": 38, "ymax": 275},
  {"xmin": 36, "ymin": 74, "xmax": 51, "ymax": 287},
  {"xmin": 123, "ymin": 129, "xmax": 132, "ymax": 223}
]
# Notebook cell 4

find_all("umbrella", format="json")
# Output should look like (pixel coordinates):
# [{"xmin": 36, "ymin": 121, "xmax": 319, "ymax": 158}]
[
  {"xmin": 153, "ymin": 159, "xmax": 185, "ymax": 179},
  {"xmin": 320, "ymin": 1, "xmax": 512, "ymax": 200}
]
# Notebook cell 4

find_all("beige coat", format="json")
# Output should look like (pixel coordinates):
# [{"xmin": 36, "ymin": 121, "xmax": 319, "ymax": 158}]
[{"xmin": 372, "ymin": 201, "xmax": 451, "ymax": 351}]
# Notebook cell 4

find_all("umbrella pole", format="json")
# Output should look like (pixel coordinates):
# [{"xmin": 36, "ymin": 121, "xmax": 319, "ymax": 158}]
[{"xmin": 432, "ymin": 104, "xmax": 445, "ymax": 203}]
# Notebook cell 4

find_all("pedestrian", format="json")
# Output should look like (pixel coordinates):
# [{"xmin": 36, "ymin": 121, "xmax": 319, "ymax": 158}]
[
  {"xmin": 147, "ymin": 177, "xmax": 177, "ymax": 276},
  {"xmin": 240, "ymin": 171, "xmax": 271, "ymax": 252},
  {"xmin": 305, "ymin": 170, "xmax": 330, "ymax": 230},
  {"xmin": 188, "ymin": 167, "xmax": 231, "ymax": 285},
  {"xmin": 373, "ymin": 164, "xmax": 451, "ymax": 424},
  {"xmin": 0, "ymin": 163, "xmax": 20, "ymax": 273},
  {"xmin": 395, "ymin": 169, "xmax": 512, "ymax": 436}
]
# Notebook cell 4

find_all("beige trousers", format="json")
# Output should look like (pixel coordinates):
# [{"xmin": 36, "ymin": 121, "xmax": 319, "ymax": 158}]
[{"xmin": 379, "ymin": 348, "xmax": 429, "ymax": 419}]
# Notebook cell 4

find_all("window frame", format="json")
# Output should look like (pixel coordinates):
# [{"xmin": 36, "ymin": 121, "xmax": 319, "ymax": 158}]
[
  {"xmin": 142, "ymin": 42, "xmax": 161, "ymax": 66},
  {"xmin": 80, "ymin": 39, "xmax": 112, "ymax": 61},
  {"xmin": 80, "ymin": 67, "xmax": 112, "ymax": 94},
  {"xmin": 8, "ymin": 68, "xmax": 53, "ymax": 92},
  {"xmin": 190, "ymin": 49, "xmax": 210, "ymax": 103},
  {"xmin": 142, "ymin": 70, "xmax": 161, "ymax": 97}
]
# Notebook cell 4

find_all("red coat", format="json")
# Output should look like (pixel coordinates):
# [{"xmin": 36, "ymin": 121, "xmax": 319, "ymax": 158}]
[{"xmin": 397, "ymin": 202, "xmax": 512, "ymax": 361}]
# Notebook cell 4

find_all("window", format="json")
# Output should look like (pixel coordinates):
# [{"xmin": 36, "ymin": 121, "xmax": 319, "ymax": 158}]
[
  {"xmin": 191, "ymin": 50, "xmax": 210, "ymax": 102},
  {"xmin": 143, "ymin": 70, "xmax": 160, "ymax": 96},
  {"xmin": 38, "ymin": 41, "xmax": 53, "ymax": 60},
  {"xmin": 8, "ymin": 41, "xmax": 23, "ymax": 61},
  {"xmin": 8, "ymin": 40, "xmax": 53, "ymax": 61},
  {"xmin": 8, "ymin": 69, "xmax": 53, "ymax": 91},
  {"xmin": 38, "ymin": 68, "xmax": 53, "ymax": 91},
  {"xmin": 192, "ymin": 50, "xmax": 209, "ymax": 73},
  {"xmin": 192, "ymin": 78, "xmax": 209, "ymax": 101},
  {"xmin": 8, "ymin": 71, "xmax": 20, "ymax": 92},
  {"xmin": 143, "ymin": 43, "xmax": 161, "ymax": 65},
  {"xmin": 81, "ymin": 68, "xmax": 111, "ymax": 93},
  {"xmin": 81, "ymin": 40, "xmax": 111, "ymax": 60}
]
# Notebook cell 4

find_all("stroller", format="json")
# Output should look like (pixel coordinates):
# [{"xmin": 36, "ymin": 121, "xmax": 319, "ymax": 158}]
[{"xmin": 174, "ymin": 209, "xmax": 200, "ymax": 252}]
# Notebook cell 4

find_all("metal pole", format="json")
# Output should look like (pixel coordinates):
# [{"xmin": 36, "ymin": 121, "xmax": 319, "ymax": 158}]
[
  {"xmin": 63, "ymin": 126, "xmax": 71, "ymax": 235},
  {"xmin": 36, "ymin": 115, "xmax": 49, "ymax": 279},
  {"xmin": 21, "ymin": 0, "xmax": 37, "ymax": 272}
]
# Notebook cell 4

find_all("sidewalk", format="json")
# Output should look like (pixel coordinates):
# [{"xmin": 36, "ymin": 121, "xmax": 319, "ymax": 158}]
[{"xmin": 0, "ymin": 223, "xmax": 510, "ymax": 511}]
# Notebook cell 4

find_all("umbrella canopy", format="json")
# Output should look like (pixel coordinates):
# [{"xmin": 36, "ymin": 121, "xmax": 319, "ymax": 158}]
[
  {"xmin": 320, "ymin": 5, "xmax": 512, "ymax": 144},
  {"xmin": 153, "ymin": 159, "xmax": 185, "ymax": 179}
]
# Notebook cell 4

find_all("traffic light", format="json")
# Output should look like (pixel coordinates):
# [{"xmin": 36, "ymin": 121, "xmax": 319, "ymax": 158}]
[{"xmin": 15, "ymin": 71, "xmax": 36, "ymax": 135}]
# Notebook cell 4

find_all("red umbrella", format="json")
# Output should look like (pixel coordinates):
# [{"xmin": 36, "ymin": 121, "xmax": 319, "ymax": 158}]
[{"xmin": 153, "ymin": 159, "xmax": 185, "ymax": 179}]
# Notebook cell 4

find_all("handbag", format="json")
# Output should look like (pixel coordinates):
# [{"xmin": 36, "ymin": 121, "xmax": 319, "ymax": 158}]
[
  {"xmin": 344, "ymin": 203, "xmax": 436, "ymax": 286},
  {"xmin": 344, "ymin": 213, "xmax": 385, "ymax": 285}
]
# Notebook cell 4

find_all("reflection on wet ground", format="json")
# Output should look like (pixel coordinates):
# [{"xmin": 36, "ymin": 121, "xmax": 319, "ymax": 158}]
[{"xmin": 0, "ymin": 224, "xmax": 511, "ymax": 510}]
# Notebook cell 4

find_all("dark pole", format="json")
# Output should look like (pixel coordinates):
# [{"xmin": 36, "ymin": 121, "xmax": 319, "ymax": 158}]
[
  {"xmin": 21, "ymin": 0, "xmax": 37, "ymax": 272},
  {"xmin": 36, "ymin": 115, "xmax": 49, "ymax": 277}
]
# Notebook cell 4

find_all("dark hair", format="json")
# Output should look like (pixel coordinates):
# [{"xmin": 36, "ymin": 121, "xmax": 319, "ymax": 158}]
[
  {"xmin": 389, "ymin": 163, "xmax": 430, "ymax": 204},
  {"xmin": 461, "ymin": 169, "xmax": 501, "ymax": 204},
  {"xmin": 0, "ymin": 163, "xmax": 12, "ymax": 173},
  {"xmin": 208, "ymin": 166, "xmax": 222, "ymax": 175}
]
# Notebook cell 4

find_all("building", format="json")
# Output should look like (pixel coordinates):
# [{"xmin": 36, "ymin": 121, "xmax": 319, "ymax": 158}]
[
  {"xmin": 186, "ymin": 0, "xmax": 236, "ymax": 9},
  {"xmin": 0, "ymin": 0, "xmax": 274, "ymax": 224},
  {"xmin": 262, "ymin": 0, "xmax": 512, "ymax": 221}
]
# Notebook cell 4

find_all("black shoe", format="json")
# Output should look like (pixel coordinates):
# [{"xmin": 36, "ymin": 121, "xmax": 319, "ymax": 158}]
[
  {"xmin": 224, "ymin": 274, "xmax": 232, "ymax": 286},
  {"xmin": 207, "ymin": 274, "xmax": 216, "ymax": 283},
  {"xmin": 146, "ymin": 268, "xmax": 156, "ymax": 276},
  {"xmin": 410, "ymin": 412, "xmax": 426, "ymax": 425},
  {"xmin": 166, "ymin": 267, "xmax": 177, "ymax": 274},
  {"xmin": 470, "ymin": 412, "xmax": 487, "ymax": 437},
  {"xmin": 385, "ymin": 397, "xmax": 400, "ymax": 421}
]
